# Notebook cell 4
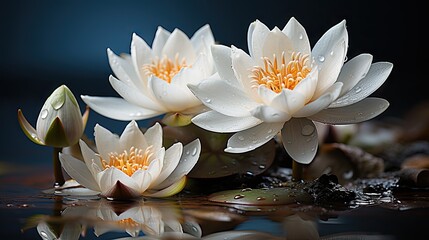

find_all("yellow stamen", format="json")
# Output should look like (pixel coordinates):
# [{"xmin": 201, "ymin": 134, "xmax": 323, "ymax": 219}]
[
  {"xmin": 117, "ymin": 218, "xmax": 140, "ymax": 228},
  {"xmin": 251, "ymin": 52, "xmax": 311, "ymax": 93},
  {"xmin": 143, "ymin": 53, "xmax": 189, "ymax": 83},
  {"xmin": 101, "ymin": 146, "xmax": 154, "ymax": 176}
]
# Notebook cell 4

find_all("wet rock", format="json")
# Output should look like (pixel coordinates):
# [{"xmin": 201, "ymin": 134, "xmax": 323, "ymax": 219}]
[{"xmin": 304, "ymin": 174, "xmax": 356, "ymax": 205}]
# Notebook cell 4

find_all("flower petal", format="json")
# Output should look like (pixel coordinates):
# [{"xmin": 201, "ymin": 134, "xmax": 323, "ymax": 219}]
[
  {"xmin": 119, "ymin": 120, "xmax": 148, "ymax": 151},
  {"xmin": 109, "ymin": 75, "xmax": 165, "ymax": 110},
  {"xmin": 131, "ymin": 169, "xmax": 152, "ymax": 192},
  {"xmin": 281, "ymin": 118, "xmax": 318, "ymax": 164},
  {"xmin": 335, "ymin": 53, "xmax": 373, "ymax": 97},
  {"xmin": 191, "ymin": 110, "xmax": 262, "ymax": 133},
  {"xmin": 190, "ymin": 24, "xmax": 215, "ymax": 52},
  {"xmin": 147, "ymin": 148, "xmax": 165, "ymax": 186},
  {"xmin": 162, "ymin": 28, "xmax": 196, "ymax": 63},
  {"xmin": 107, "ymin": 48, "xmax": 140, "ymax": 87},
  {"xmin": 131, "ymin": 33, "xmax": 153, "ymax": 88},
  {"xmin": 188, "ymin": 78, "xmax": 259, "ymax": 117},
  {"xmin": 248, "ymin": 20, "xmax": 270, "ymax": 61},
  {"xmin": 17, "ymin": 109, "xmax": 44, "ymax": 145},
  {"xmin": 144, "ymin": 122, "xmax": 163, "ymax": 153},
  {"xmin": 152, "ymin": 26, "xmax": 171, "ymax": 57},
  {"xmin": 329, "ymin": 62, "xmax": 393, "ymax": 108},
  {"xmin": 59, "ymin": 153, "xmax": 101, "ymax": 192},
  {"xmin": 143, "ymin": 176, "xmax": 187, "ymax": 198},
  {"xmin": 293, "ymin": 68, "xmax": 319, "ymax": 103},
  {"xmin": 81, "ymin": 95, "xmax": 163, "ymax": 121},
  {"xmin": 211, "ymin": 45, "xmax": 241, "ymax": 88},
  {"xmin": 79, "ymin": 139, "xmax": 103, "ymax": 176},
  {"xmin": 271, "ymin": 88, "xmax": 306, "ymax": 114},
  {"xmin": 310, "ymin": 97, "xmax": 389, "ymax": 124},
  {"xmin": 150, "ymin": 142, "xmax": 182, "ymax": 187},
  {"xmin": 94, "ymin": 123, "xmax": 120, "ymax": 161},
  {"xmin": 155, "ymin": 139, "xmax": 200, "ymax": 190},
  {"xmin": 149, "ymin": 76, "xmax": 201, "ymax": 112},
  {"xmin": 257, "ymin": 85, "xmax": 277, "ymax": 105},
  {"xmin": 98, "ymin": 167, "xmax": 140, "ymax": 198},
  {"xmin": 231, "ymin": 46, "xmax": 260, "ymax": 100},
  {"xmin": 225, "ymin": 122, "xmax": 284, "ymax": 153},
  {"xmin": 282, "ymin": 17, "xmax": 311, "ymax": 56},
  {"xmin": 262, "ymin": 28, "xmax": 294, "ymax": 64},
  {"xmin": 250, "ymin": 105, "xmax": 291, "ymax": 123}
]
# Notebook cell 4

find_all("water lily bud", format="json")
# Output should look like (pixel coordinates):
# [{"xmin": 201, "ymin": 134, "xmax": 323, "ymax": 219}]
[{"xmin": 18, "ymin": 84, "xmax": 89, "ymax": 148}]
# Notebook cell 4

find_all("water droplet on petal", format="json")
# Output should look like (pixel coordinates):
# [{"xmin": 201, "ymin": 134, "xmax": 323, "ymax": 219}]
[
  {"xmin": 355, "ymin": 87, "xmax": 362, "ymax": 93},
  {"xmin": 234, "ymin": 194, "xmax": 245, "ymax": 199},
  {"xmin": 186, "ymin": 150, "xmax": 190, "ymax": 155},
  {"xmin": 301, "ymin": 124, "xmax": 315, "ymax": 136},
  {"xmin": 318, "ymin": 55, "xmax": 325, "ymax": 62},
  {"xmin": 40, "ymin": 231, "xmax": 48, "ymax": 239},
  {"xmin": 344, "ymin": 55, "xmax": 348, "ymax": 62},
  {"xmin": 267, "ymin": 129, "xmax": 273, "ymax": 134},
  {"xmin": 299, "ymin": 33, "xmax": 303, "ymax": 40},
  {"xmin": 191, "ymin": 148, "xmax": 197, "ymax": 156},
  {"xmin": 330, "ymin": 51, "xmax": 334, "ymax": 56},
  {"xmin": 40, "ymin": 109, "xmax": 48, "ymax": 119},
  {"xmin": 205, "ymin": 98, "xmax": 212, "ymax": 103},
  {"xmin": 238, "ymin": 135, "xmax": 244, "ymax": 141}
]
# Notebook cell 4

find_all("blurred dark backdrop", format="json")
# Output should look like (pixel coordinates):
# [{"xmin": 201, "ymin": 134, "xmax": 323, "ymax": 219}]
[{"xmin": 1, "ymin": 0, "xmax": 423, "ymax": 165}]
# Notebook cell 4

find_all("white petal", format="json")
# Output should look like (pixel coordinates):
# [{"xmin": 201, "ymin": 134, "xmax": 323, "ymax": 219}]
[
  {"xmin": 271, "ymin": 89, "xmax": 306, "ymax": 114},
  {"xmin": 310, "ymin": 97, "xmax": 389, "ymax": 124},
  {"xmin": 131, "ymin": 33, "xmax": 153, "ymax": 88},
  {"xmin": 147, "ymin": 148, "xmax": 166, "ymax": 187},
  {"xmin": 293, "ymin": 68, "xmax": 319, "ymax": 103},
  {"xmin": 294, "ymin": 93, "xmax": 334, "ymax": 118},
  {"xmin": 170, "ymin": 59, "xmax": 206, "ymax": 86},
  {"xmin": 335, "ymin": 54, "xmax": 373, "ymax": 97},
  {"xmin": 156, "ymin": 139, "xmax": 201, "ymax": 190},
  {"xmin": 191, "ymin": 110, "xmax": 262, "ymax": 133},
  {"xmin": 211, "ymin": 45, "xmax": 241, "ymax": 87},
  {"xmin": 191, "ymin": 24, "xmax": 215, "ymax": 52},
  {"xmin": 144, "ymin": 122, "xmax": 163, "ymax": 153},
  {"xmin": 150, "ymin": 142, "xmax": 182, "ymax": 187},
  {"xmin": 187, "ymin": 78, "xmax": 258, "ymax": 117},
  {"xmin": 152, "ymin": 26, "xmax": 171, "ymax": 57},
  {"xmin": 249, "ymin": 20, "xmax": 270, "ymax": 61},
  {"xmin": 131, "ymin": 169, "xmax": 152, "ymax": 192},
  {"xmin": 282, "ymin": 17, "xmax": 311, "ymax": 56},
  {"xmin": 98, "ymin": 167, "xmax": 140, "ymax": 195},
  {"xmin": 231, "ymin": 46, "xmax": 260, "ymax": 100},
  {"xmin": 149, "ymin": 76, "xmax": 201, "ymax": 112},
  {"xmin": 107, "ymin": 48, "xmax": 140, "ymax": 87},
  {"xmin": 109, "ymin": 75, "xmax": 165, "ymax": 110},
  {"xmin": 119, "ymin": 120, "xmax": 148, "ymax": 151},
  {"xmin": 162, "ymin": 28, "xmax": 196, "ymax": 63},
  {"xmin": 281, "ymin": 118, "xmax": 318, "ymax": 164},
  {"xmin": 257, "ymin": 85, "xmax": 277, "ymax": 105},
  {"xmin": 79, "ymin": 139, "xmax": 103, "ymax": 176},
  {"xmin": 312, "ymin": 38, "xmax": 347, "ymax": 99},
  {"xmin": 250, "ymin": 105, "xmax": 291, "ymax": 123},
  {"xmin": 94, "ymin": 123, "xmax": 120, "ymax": 162},
  {"xmin": 329, "ymin": 62, "xmax": 393, "ymax": 108},
  {"xmin": 59, "ymin": 153, "xmax": 101, "ymax": 192},
  {"xmin": 81, "ymin": 95, "xmax": 163, "ymax": 121},
  {"xmin": 261, "ymin": 28, "xmax": 294, "ymax": 64},
  {"xmin": 225, "ymin": 122, "xmax": 284, "ymax": 153}
]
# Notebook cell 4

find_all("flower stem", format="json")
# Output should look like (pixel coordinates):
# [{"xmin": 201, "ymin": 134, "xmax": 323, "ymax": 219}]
[
  {"xmin": 53, "ymin": 147, "xmax": 65, "ymax": 187},
  {"xmin": 292, "ymin": 160, "xmax": 303, "ymax": 181}
]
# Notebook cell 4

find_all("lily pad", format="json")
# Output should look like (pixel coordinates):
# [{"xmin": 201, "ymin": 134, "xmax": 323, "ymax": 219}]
[
  {"xmin": 163, "ymin": 124, "xmax": 276, "ymax": 178},
  {"xmin": 208, "ymin": 187, "xmax": 312, "ymax": 205}
]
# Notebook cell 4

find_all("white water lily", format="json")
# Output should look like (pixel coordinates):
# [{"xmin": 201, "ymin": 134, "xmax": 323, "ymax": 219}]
[
  {"xmin": 81, "ymin": 25, "xmax": 215, "ymax": 126},
  {"xmin": 188, "ymin": 18, "xmax": 392, "ymax": 164},
  {"xmin": 58, "ymin": 121, "xmax": 201, "ymax": 199}
]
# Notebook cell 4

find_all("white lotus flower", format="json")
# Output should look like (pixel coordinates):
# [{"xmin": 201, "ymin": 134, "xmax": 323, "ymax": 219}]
[
  {"xmin": 188, "ymin": 18, "xmax": 392, "ymax": 164},
  {"xmin": 58, "ymin": 121, "xmax": 201, "ymax": 200},
  {"xmin": 81, "ymin": 25, "xmax": 215, "ymax": 126}
]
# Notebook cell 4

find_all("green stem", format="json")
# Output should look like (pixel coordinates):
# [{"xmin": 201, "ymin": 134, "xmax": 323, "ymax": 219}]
[
  {"xmin": 53, "ymin": 147, "xmax": 65, "ymax": 187},
  {"xmin": 292, "ymin": 160, "xmax": 303, "ymax": 182}
]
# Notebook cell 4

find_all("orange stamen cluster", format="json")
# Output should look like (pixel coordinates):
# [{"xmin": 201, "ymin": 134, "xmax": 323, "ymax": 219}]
[
  {"xmin": 143, "ymin": 54, "xmax": 189, "ymax": 83},
  {"xmin": 251, "ymin": 52, "xmax": 311, "ymax": 93},
  {"xmin": 101, "ymin": 146, "xmax": 154, "ymax": 176}
]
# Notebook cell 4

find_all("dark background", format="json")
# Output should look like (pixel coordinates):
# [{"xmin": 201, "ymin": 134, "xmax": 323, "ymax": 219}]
[{"xmin": 1, "ymin": 0, "xmax": 423, "ymax": 165}]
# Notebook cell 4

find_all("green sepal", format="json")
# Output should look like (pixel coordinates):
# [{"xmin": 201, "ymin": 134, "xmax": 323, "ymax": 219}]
[{"xmin": 44, "ymin": 117, "xmax": 69, "ymax": 147}]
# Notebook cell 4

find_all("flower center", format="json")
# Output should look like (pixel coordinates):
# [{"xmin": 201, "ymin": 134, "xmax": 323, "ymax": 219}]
[
  {"xmin": 117, "ymin": 218, "xmax": 140, "ymax": 228},
  {"xmin": 251, "ymin": 52, "xmax": 311, "ymax": 93},
  {"xmin": 143, "ymin": 54, "xmax": 189, "ymax": 83},
  {"xmin": 101, "ymin": 146, "xmax": 154, "ymax": 176}
]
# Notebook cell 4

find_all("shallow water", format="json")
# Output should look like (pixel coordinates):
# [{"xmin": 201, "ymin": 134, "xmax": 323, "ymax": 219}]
[{"xmin": 1, "ymin": 163, "xmax": 428, "ymax": 240}]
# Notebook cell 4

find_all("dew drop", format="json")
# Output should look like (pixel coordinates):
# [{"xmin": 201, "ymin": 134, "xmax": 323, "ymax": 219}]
[
  {"xmin": 40, "ymin": 109, "xmax": 48, "ymax": 119},
  {"xmin": 267, "ymin": 129, "xmax": 273, "ymax": 134},
  {"xmin": 343, "ymin": 169, "xmax": 354, "ymax": 179},
  {"xmin": 238, "ymin": 135, "xmax": 245, "ymax": 141},
  {"xmin": 241, "ymin": 188, "xmax": 252, "ymax": 192},
  {"xmin": 205, "ymin": 98, "xmax": 212, "ymax": 103},
  {"xmin": 344, "ymin": 55, "xmax": 348, "ymax": 62},
  {"xmin": 191, "ymin": 148, "xmax": 197, "ymax": 156},
  {"xmin": 256, "ymin": 196, "xmax": 266, "ymax": 201},
  {"xmin": 39, "ymin": 231, "xmax": 48, "ymax": 239},
  {"xmin": 318, "ymin": 55, "xmax": 325, "ymax": 62},
  {"xmin": 299, "ymin": 33, "xmax": 303, "ymax": 40},
  {"xmin": 234, "ymin": 194, "xmax": 245, "ymax": 199},
  {"xmin": 258, "ymin": 165, "xmax": 266, "ymax": 169},
  {"xmin": 330, "ymin": 51, "xmax": 334, "ymax": 56},
  {"xmin": 186, "ymin": 150, "xmax": 190, "ymax": 155},
  {"xmin": 355, "ymin": 87, "xmax": 362, "ymax": 93},
  {"xmin": 301, "ymin": 124, "xmax": 315, "ymax": 136}
]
